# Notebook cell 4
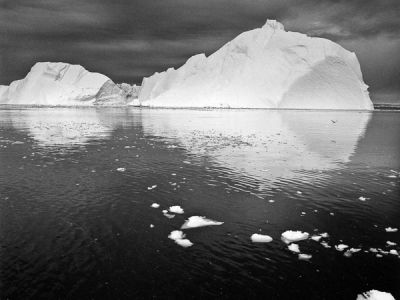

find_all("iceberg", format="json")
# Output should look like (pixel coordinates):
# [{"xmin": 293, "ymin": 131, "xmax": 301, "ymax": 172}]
[
  {"xmin": 139, "ymin": 20, "xmax": 373, "ymax": 110},
  {"xmin": 0, "ymin": 62, "xmax": 137, "ymax": 106}
]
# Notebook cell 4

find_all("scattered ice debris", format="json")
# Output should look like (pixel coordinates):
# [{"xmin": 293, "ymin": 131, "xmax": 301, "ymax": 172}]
[
  {"xmin": 288, "ymin": 243, "xmax": 300, "ymax": 253},
  {"xmin": 311, "ymin": 235, "xmax": 322, "ymax": 242},
  {"xmin": 168, "ymin": 230, "xmax": 193, "ymax": 248},
  {"xmin": 175, "ymin": 239, "xmax": 193, "ymax": 248},
  {"xmin": 386, "ymin": 241, "xmax": 397, "ymax": 246},
  {"xmin": 116, "ymin": 167, "xmax": 126, "ymax": 172},
  {"xmin": 298, "ymin": 254, "xmax": 312, "ymax": 260},
  {"xmin": 356, "ymin": 289, "xmax": 395, "ymax": 300},
  {"xmin": 168, "ymin": 230, "xmax": 184, "ymax": 240},
  {"xmin": 335, "ymin": 244, "xmax": 349, "ymax": 251},
  {"xmin": 169, "ymin": 205, "xmax": 184, "ymax": 214},
  {"xmin": 181, "ymin": 216, "xmax": 224, "ymax": 229},
  {"xmin": 385, "ymin": 227, "xmax": 398, "ymax": 232},
  {"xmin": 281, "ymin": 231, "xmax": 309, "ymax": 244},
  {"xmin": 296, "ymin": 191, "xmax": 302, "ymax": 195},
  {"xmin": 358, "ymin": 196, "xmax": 368, "ymax": 201},
  {"xmin": 251, "ymin": 234, "xmax": 273, "ymax": 243},
  {"xmin": 147, "ymin": 185, "xmax": 157, "ymax": 190},
  {"xmin": 389, "ymin": 249, "xmax": 399, "ymax": 256},
  {"xmin": 151, "ymin": 203, "xmax": 160, "ymax": 208}
]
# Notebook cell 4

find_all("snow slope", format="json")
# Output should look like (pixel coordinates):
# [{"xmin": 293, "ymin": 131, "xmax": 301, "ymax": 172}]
[
  {"xmin": 0, "ymin": 62, "xmax": 110, "ymax": 105},
  {"xmin": 139, "ymin": 20, "xmax": 373, "ymax": 110}
]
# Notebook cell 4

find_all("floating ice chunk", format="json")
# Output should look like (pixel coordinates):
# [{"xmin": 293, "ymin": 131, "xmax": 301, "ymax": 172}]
[
  {"xmin": 163, "ymin": 212, "xmax": 175, "ymax": 219},
  {"xmin": 358, "ymin": 196, "xmax": 368, "ymax": 201},
  {"xmin": 386, "ymin": 241, "xmax": 397, "ymax": 246},
  {"xmin": 268, "ymin": 200, "xmax": 275, "ymax": 203},
  {"xmin": 288, "ymin": 243, "xmax": 300, "ymax": 253},
  {"xmin": 151, "ymin": 203, "xmax": 160, "ymax": 208},
  {"xmin": 385, "ymin": 227, "xmax": 398, "ymax": 232},
  {"xmin": 349, "ymin": 248, "xmax": 362, "ymax": 253},
  {"xmin": 169, "ymin": 205, "xmax": 184, "ymax": 214},
  {"xmin": 168, "ymin": 230, "xmax": 185, "ymax": 241},
  {"xmin": 356, "ymin": 289, "xmax": 395, "ymax": 300},
  {"xmin": 389, "ymin": 249, "xmax": 399, "ymax": 256},
  {"xmin": 335, "ymin": 244, "xmax": 349, "ymax": 251},
  {"xmin": 320, "ymin": 232, "xmax": 329, "ymax": 238},
  {"xmin": 168, "ymin": 230, "xmax": 193, "ymax": 247},
  {"xmin": 150, "ymin": 224, "xmax": 154, "ymax": 228},
  {"xmin": 387, "ymin": 175, "xmax": 397, "ymax": 178},
  {"xmin": 296, "ymin": 191, "xmax": 302, "ymax": 195},
  {"xmin": 281, "ymin": 231, "xmax": 309, "ymax": 244},
  {"xmin": 251, "ymin": 234, "xmax": 273, "ymax": 243},
  {"xmin": 321, "ymin": 241, "xmax": 331, "ymax": 248},
  {"xmin": 175, "ymin": 239, "xmax": 193, "ymax": 248},
  {"xmin": 311, "ymin": 235, "xmax": 322, "ymax": 242},
  {"xmin": 298, "ymin": 254, "xmax": 312, "ymax": 260},
  {"xmin": 147, "ymin": 185, "xmax": 157, "ymax": 190},
  {"xmin": 181, "ymin": 216, "xmax": 224, "ymax": 229}
]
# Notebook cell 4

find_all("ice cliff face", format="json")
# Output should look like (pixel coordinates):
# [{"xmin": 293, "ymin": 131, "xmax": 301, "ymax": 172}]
[
  {"xmin": 139, "ymin": 20, "xmax": 374, "ymax": 110},
  {"xmin": 0, "ymin": 62, "xmax": 111, "ymax": 105}
]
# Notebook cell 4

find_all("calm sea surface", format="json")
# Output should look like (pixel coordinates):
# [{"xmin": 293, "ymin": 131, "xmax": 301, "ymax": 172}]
[{"xmin": 0, "ymin": 107, "xmax": 399, "ymax": 299}]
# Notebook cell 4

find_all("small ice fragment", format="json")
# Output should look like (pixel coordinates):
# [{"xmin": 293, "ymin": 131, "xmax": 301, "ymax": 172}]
[
  {"xmin": 181, "ymin": 216, "xmax": 223, "ymax": 229},
  {"xmin": 386, "ymin": 241, "xmax": 397, "ymax": 246},
  {"xmin": 268, "ymin": 199, "xmax": 275, "ymax": 203},
  {"xmin": 344, "ymin": 250, "xmax": 352, "ymax": 258},
  {"xmin": 320, "ymin": 232, "xmax": 329, "ymax": 238},
  {"xmin": 311, "ymin": 235, "xmax": 322, "ymax": 242},
  {"xmin": 356, "ymin": 289, "xmax": 395, "ymax": 300},
  {"xmin": 298, "ymin": 253, "xmax": 312, "ymax": 260},
  {"xmin": 281, "ymin": 230, "xmax": 309, "ymax": 244},
  {"xmin": 175, "ymin": 238, "xmax": 193, "ymax": 248},
  {"xmin": 301, "ymin": 212, "xmax": 306, "ymax": 215},
  {"xmin": 163, "ymin": 213, "xmax": 175, "ymax": 219},
  {"xmin": 168, "ymin": 230, "xmax": 185, "ymax": 241},
  {"xmin": 150, "ymin": 224, "xmax": 154, "ymax": 228},
  {"xmin": 147, "ymin": 185, "xmax": 157, "ymax": 190},
  {"xmin": 321, "ymin": 242, "xmax": 331, "ymax": 248},
  {"xmin": 387, "ymin": 175, "xmax": 397, "ymax": 178},
  {"xmin": 151, "ymin": 203, "xmax": 160, "ymax": 208},
  {"xmin": 169, "ymin": 205, "xmax": 184, "ymax": 214},
  {"xmin": 358, "ymin": 196, "xmax": 368, "ymax": 201},
  {"xmin": 335, "ymin": 244, "xmax": 349, "ymax": 251},
  {"xmin": 369, "ymin": 248, "xmax": 378, "ymax": 253},
  {"xmin": 116, "ymin": 167, "xmax": 126, "ymax": 172},
  {"xmin": 251, "ymin": 233, "xmax": 273, "ymax": 243},
  {"xmin": 329, "ymin": 212, "xmax": 335, "ymax": 216},
  {"xmin": 288, "ymin": 243, "xmax": 300, "ymax": 253},
  {"xmin": 376, "ymin": 254, "xmax": 383, "ymax": 258},
  {"xmin": 296, "ymin": 191, "xmax": 302, "ymax": 195},
  {"xmin": 171, "ymin": 173, "xmax": 176, "ymax": 176},
  {"xmin": 349, "ymin": 248, "xmax": 361, "ymax": 253},
  {"xmin": 162, "ymin": 209, "xmax": 168, "ymax": 214},
  {"xmin": 389, "ymin": 249, "xmax": 399, "ymax": 256},
  {"xmin": 385, "ymin": 227, "xmax": 398, "ymax": 232}
]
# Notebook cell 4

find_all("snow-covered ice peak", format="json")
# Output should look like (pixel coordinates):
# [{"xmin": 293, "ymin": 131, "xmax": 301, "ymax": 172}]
[{"xmin": 262, "ymin": 19, "xmax": 285, "ymax": 31}]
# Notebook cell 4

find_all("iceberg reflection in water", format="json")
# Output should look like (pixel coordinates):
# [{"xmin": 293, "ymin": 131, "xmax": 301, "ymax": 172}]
[{"xmin": 1, "ymin": 107, "xmax": 399, "ymax": 300}]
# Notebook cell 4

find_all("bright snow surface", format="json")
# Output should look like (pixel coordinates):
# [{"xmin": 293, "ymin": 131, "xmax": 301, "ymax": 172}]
[
  {"xmin": 0, "ymin": 62, "xmax": 109, "ymax": 105},
  {"xmin": 139, "ymin": 20, "xmax": 373, "ymax": 110}
]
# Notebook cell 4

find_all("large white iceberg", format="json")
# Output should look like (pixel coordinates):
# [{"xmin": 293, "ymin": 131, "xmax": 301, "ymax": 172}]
[
  {"xmin": 0, "ymin": 62, "xmax": 110, "ymax": 105},
  {"xmin": 139, "ymin": 20, "xmax": 373, "ymax": 110}
]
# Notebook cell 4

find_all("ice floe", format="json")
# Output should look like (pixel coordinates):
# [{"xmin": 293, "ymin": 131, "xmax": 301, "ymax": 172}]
[
  {"xmin": 169, "ymin": 206, "xmax": 184, "ymax": 214},
  {"xmin": 288, "ymin": 243, "xmax": 300, "ymax": 253},
  {"xmin": 151, "ymin": 203, "xmax": 160, "ymax": 208},
  {"xmin": 385, "ymin": 227, "xmax": 398, "ymax": 232},
  {"xmin": 168, "ymin": 230, "xmax": 193, "ymax": 248},
  {"xmin": 335, "ymin": 244, "xmax": 349, "ymax": 251},
  {"xmin": 181, "ymin": 216, "xmax": 224, "ymax": 229},
  {"xmin": 298, "ymin": 254, "xmax": 312, "ymax": 260},
  {"xmin": 251, "ymin": 234, "xmax": 273, "ymax": 243},
  {"xmin": 281, "ymin": 231, "xmax": 309, "ymax": 244}
]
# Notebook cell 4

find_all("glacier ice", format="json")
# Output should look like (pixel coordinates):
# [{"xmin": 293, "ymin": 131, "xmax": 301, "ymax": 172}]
[
  {"xmin": 0, "ymin": 62, "xmax": 137, "ymax": 106},
  {"xmin": 139, "ymin": 20, "xmax": 373, "ymax": 110}
]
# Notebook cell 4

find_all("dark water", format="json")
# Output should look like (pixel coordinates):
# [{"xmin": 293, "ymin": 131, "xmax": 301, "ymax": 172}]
[{"xmin": 0, "ymin": 107, "xmax": 399, "ymax": 299}]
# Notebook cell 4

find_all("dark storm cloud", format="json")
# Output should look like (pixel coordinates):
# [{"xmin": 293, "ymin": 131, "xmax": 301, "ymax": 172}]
[{"xmin": 1, "ymin": 0, "xmax": 399, "ymax": 102}]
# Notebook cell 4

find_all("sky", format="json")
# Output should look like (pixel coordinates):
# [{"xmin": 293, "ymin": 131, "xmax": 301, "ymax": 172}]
[{"xmin": 1, "ymin": 0, "xmax": 399, "ymax": 103}]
